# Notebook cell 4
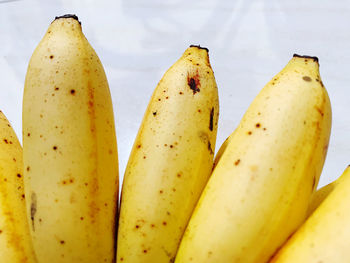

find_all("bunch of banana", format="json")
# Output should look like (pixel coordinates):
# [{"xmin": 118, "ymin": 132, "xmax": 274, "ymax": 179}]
[
  {"xmin": 23, "ymin": 15, "xmax": 119, "ymax": 263},
  {"xmin": 174, "ymin": 54, "xmax": 332, "ymax": 263},
  {"xmin": 270, "ymin": 165, "xmax": 350, "ymax": 262},
  {"xmin": 117, "ymin": 45, "xmax": 219, "ymax": 262},
  {"xmin": 0, "ymin": 111, "xmax": 37, "ymax": 262},
  {"xmin": 1, "ymin": 12, "xmax": 342, "ymax": 263}
]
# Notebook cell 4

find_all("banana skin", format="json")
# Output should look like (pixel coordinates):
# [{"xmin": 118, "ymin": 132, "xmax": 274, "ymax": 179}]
[
  {"xmin": 117, "ymin": 46, "xmax": 219, "ymax": 263},
  {"xmin": 23, "ymin": 15, "xmax": 118, "ymax": 263},
  {"xmin": 0, "ymin": 111, "xmax": 37, "ymax": 262},
  {"xmin": 175, "ymin": 55, "xmax": 331, "ymax": 263}
]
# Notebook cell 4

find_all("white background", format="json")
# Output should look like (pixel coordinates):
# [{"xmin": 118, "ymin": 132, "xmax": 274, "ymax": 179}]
[{"xmin": 0, "ymin": 0, "xmax": 349, "ymax": 188}]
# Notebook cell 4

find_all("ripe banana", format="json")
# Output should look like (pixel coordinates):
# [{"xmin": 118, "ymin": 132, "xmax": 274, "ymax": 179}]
[
  {"xmin": 0, "ymin": 111, "xmax": 37, "ymax": 262},
  {"xmin": 117, "ymin": 45, "xmax": 219, "ymax": 263},
  {"xmin": 270, "ymin": 166, "xmax": 350, "ymax": 262},
  {"xmin": 23, "ymin": 15, "xmax": 119, "ymax": 263},
  {"xmin": 175, "ymin": 55, "xmax": 331, "ymax": 263},
  {"xmin": 306, "ymin": 178, "xmax": 337, "ymax": 217}
]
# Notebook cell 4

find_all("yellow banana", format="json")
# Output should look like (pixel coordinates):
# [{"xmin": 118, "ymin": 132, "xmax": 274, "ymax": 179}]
[
  {"xmin": 175, "ymin": 54, "xmax": 331, "ymax": 263},
  {"xmin": 306, "ymin": 178, "xmax": 337, "ymax": 217},
  {"xmin": 117, "ymin": 45, "xmax": 219, "ymax": 263},
  {"xmin": 0, "ymin": 111, "xmax": 37, "ymax": 262},
  {"xmin": 271, "ymin": 166, "xmax": 350, "ymax": 262},
  {"xmin": 23, "ymin": 15, "xmax": 119, "ymax": 263}
]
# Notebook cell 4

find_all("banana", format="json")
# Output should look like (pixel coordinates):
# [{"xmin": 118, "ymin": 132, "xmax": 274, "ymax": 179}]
[
  {"xmin": 117, "ymin": 45, "xmax": 219, "ymax": 263},
  {"xmin": 0, "ymin": 111, "xmax": 37, "ymax": 262},
  {"xmin": 23, "ymin": 15, "xmax": 119, "ymax": 263},
  {"xmin": 270, "ymin": 166, "xmax": 350, "ymax": 262},
  {"xmin": 306, "ymin": 178, "xmax": 337, "ymax": 217},
  {"xmin": 175, "ymin": 54, "xmax": 331, "ymax": 263}
]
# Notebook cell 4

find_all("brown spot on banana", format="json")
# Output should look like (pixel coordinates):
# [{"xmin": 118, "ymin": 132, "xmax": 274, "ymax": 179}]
[
  {"xmin": 30, "ymin": 192, "xmax": 37, "ymax": 231},
  {"xmin": 302, "ymin": 76, "xmax": 312, "ymax": 82},
  {"xmin": 198, "ymin": 131, "xmax": 212, "ymax": 154},
  {"xmin": 207, "ymin": 141, "xmax": 214, "ymax": 155},
  {"xmin": 314, "ymin": 106, "xmax": 324, "ymax": 116}
]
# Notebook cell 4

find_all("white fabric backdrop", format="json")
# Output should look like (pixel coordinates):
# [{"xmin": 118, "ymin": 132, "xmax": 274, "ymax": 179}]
[{"xmin": 1, "ymin": 0, "xmax": 349, "ymax": 188}]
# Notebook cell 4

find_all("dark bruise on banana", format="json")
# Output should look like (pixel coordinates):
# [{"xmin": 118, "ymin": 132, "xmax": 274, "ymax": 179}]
[
  {"xmin": 30, "ymin": 192, "xmax": 37, "ymax": 231},
  {"xmin": 187, "ymin": 73, "xmax": 200, "ymax": 95}
]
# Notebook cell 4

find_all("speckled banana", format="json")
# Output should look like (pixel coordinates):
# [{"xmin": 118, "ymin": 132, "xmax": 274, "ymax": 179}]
[
  {"xmin": 117, "ymin": 45, "xmax": 219, "ymax": 263},
  {"xmin": 270, "ymin": 166, "xmax": 350, "ymax": 263},
  {"xmin": 175, "ymin": 54, "xmax": 332, "ymax": 263},
  {"xmin": 0, "ymin": 111, "xmax": 37, "ymax": 262},
  {"xmin": 23, "ymin": 15, "xmax": 119, "ymax": 263}
]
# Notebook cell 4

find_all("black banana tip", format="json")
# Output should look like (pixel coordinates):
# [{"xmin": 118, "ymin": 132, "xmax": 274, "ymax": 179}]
[
  {"xmin": 54, "ymin": 14, "xmax": 81, "ymax": 25},
  {"xmin": 190, "ymin": 45, "xmax": 209, "ymax": 52},
  {"xmin": 293, "ymin": 54, "xmax": 319, "ymax": 63}
]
